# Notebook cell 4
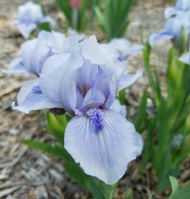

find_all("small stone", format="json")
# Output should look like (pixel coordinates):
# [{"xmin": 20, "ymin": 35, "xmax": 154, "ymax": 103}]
[
  {"xmin": 35, "ymin": 185, "xmax": 48, "ymax": 199},
  {"xmin": 8, "ymin": 128, "xmax": 19, "ymax": 136}
]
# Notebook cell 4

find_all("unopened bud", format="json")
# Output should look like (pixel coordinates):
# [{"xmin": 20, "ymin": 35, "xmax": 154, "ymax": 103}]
[{"xmin": 70, "ymin": 0, "xmax": 82, "ymax": 9}]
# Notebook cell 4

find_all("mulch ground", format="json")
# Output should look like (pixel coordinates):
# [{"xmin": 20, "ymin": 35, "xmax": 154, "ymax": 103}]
[{"xmin": 0, "ymin": 0, "xmax": 189, "ymax": 198}]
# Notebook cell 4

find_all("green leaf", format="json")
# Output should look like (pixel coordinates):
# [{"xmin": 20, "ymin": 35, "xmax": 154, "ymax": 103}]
[
  {"xmin": 169, "ymin": 176, "xmax": 179, "ymax": 199},
  {"xmin": 64, "ymin": 161, "xmax": 89, "ymax": 188},
  {"xmin": 88, "ymin": 177, "xmax": 114, "ymax": 199},
  {"xmin": 172, "ymin": 181, "xmax": 190, "ymax": 199},
  {"xmin": 21, "ymin": 139, "xmax": 73, "ymax": 162},
  {"xmin": 135, "ymin": 89, "xmax": 148, "ymax": 132},
  {"xmin": 47, "ymin": 112, "xmax": 68, "ymax": 145},
  {"xmin": 38, "ymin": 22, "xmax": 51, "ymax": 31},
  {"xmin": 56, "ymin": 0, "xmax": 71, "ymax": 22},
  {"xmin": 169, "ymin": 176, "xmax": 190, "ymax": 199},
  {"xmin": 156, "ymin": 98, "xmax": 171, "ymax": 192},
  {"xmin": 118, "ymin": 89, "xmax": 125, "ymax": 105},
  {"xmin": 94, "ymin": 0, "xmax": 136, "ymax": 41},
  {"xmin": 124, "ymin": 188, "xmax": 133, "ymax": 199},
  {"xmin": 140, "ymin": 118, "xmax": 156, "ymax": 173}
]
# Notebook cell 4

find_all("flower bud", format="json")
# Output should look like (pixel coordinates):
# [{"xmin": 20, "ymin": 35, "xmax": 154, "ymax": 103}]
[{"xmin": 70, "ymin": 0, "xmax": 81, "ymax": 9}]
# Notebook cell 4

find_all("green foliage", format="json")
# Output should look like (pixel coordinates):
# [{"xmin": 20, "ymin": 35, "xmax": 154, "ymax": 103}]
[
  {"xmin": 94, "ymin": 0, "xmax": 136, "ymax": 41},
  {"xmin": 141, "ymin": 43, "xmax": 190, "ymax": 192},
  {"xmin": 124, "ymin": 188, "xmax": 133, "ymax": 199},
  {"xmin": 38, "ymin": 22, "xmax": 51, "ymax": 31},
  {"xmin": 47, "ymin": 112, "xmax": 68, "ymax": 145},
  {"xmin": 143, "ymin": 43, "xmax": 161, "ymax": 106},
  {"xmin": 21, "ymin": 139, "xmax": 73, "ymax": 162},
  {"xmin": 88, "ymin": 177, "xmax": 115, "ymax": 199},
  {"xmin": 135, "ymin": 89, "xmax": 148, "ymax": 132},
  {"xmin": 118, "ymin": 89, "xmax": 126, "ymax": 105},
  {"xmin": 169, "ymin": 176, "xmax": 190, "ymax": 199}
]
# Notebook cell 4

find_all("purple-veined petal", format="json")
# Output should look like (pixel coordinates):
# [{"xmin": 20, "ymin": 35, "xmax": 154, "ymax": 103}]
[
  {"xmin": 149, "ymin": 32, "xmax": 174, "ymax": 47},
  {"xmin": 13, "ymin": 78, "xmax": 62, "ymax": 114},
  {"xmin": 65, "ymin": 109, "xmax": 140, "ymax": 184},
  {"xmin": 179, "ymin": 52, "xmax": 190, "ymax": 64},
  {"xmin": 110, "ymin": 99, "xmax": 127, "ymax": 117},
  {"xmin": 118, "ymin": 70, "xmax": 143, "ymax": 92}
]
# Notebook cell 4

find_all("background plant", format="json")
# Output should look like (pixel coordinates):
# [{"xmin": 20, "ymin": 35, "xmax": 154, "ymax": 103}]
[
  {"xmin": 55, "ymin": 0, "xmax": 99, "ymax": 32},
  {"xmin": 94, "ymin": 0, "xmax": 136, "ymax": 41},
  {"xmin": 138, "ymin": 42, "xmax": 190, "ymax": 192}
]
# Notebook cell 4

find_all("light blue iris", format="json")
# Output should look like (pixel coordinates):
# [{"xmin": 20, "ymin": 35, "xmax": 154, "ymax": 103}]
[
  {"xmin": 13, "ymin": 1, "xmax": 56, "ymax": 39},
  {"xmin": 12, "ymin": 35, "xmax": 143, "ymax": 184},
  {"xmin": 165, "ymin": 0, "xmax": 190, "ymax": 19},
  {"xmin": 149, "ymin": 12, "xmax": 190, "ymax": 48},
  {"xmin": 3, "ymin": 31, "xmax": 78, "ymax": 76},
  {"xmin": 108, "ymin": 38, "xmax": 144, "ymax": 63}
]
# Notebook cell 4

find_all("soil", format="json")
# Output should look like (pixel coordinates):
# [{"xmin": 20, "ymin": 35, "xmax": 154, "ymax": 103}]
[{"xmin": 0, "ymin": 0, "xmax": 189, "ymax": 199}]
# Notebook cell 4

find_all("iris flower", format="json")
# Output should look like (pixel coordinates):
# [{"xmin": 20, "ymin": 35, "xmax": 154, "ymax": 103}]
[
  {"xmin": 12, "ymin": 36, "xmax": 143, "ymax": 184},
  {"xmin": 108, "ymin": 38, "xmax": 144, "ymax": 63},
  {"xmin": 13, "ymin": 1, "xmax": 56, "ymax": 39},
  {"xmin": 3, "ymin": 31, "xmax": 78, "ymax": 76},
  {"xmin": 149, "ymin": 12, "xmax": 190, "ymax": 48},
  {"xmin": 165, "ymin": 0, "xmax": 190, "ymax": 19}
]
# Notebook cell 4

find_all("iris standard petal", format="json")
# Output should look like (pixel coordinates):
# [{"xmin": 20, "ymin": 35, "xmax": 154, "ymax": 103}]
[
  {"xmin": 40, "ymin": 50, "xmax": 83, "ymax": 114},
  {"xmin": 40, "ymin": 53, "xmax": 71, "ymax": 103},
  {"xmin": 81, "ymin": 36, "xmax": 125, "ymax": 81},
  {"xmin": 13, "ymin": 79, "xmax": 62, "ymax": 114},
  {"xmin": 20, "ymin": 38, "xmax": 38, "ymax": 74},
  {"xmin": 65, "ymin": 109, "xmax": 140, "ymax": 184},
  {"xmin": 118, "ymin": 70, "xmax": 143, "ymax": 92},
  {"xmin": 149, "ymin": 32, "xmax": 174, "ymax": 47}
]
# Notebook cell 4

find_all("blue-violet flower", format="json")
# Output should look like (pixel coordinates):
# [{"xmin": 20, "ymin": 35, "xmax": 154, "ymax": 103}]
[
  {"xmin": 13, "ymin": 1, "xmax": 56, "ymax": 39},
  {"xmin": 12, "ymin": 35, "xmax": 143, "ymax": 184}
]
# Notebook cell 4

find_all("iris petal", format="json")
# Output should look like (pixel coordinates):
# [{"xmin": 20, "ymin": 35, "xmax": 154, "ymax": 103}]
[
  {"xmin": 19, "ymin": 23, "xmax": 37, "ymax": 39},
  {"xmin": 65, "ymin": 109, "xmax": 140, "ymax": 184},
  {"xmin": 2, "ymin": 57, "xmax": 28, "ymax": 75},
  {"xmin": 149, "ymin": 32, "xmax": 174, "ymax": 47},
  {"xmin": 13, "ymin": 79, "xmax": 62, "ymax": 114},
  {"xmin": 118, "ymin": 70, "xmax": 143, "ymax": 92}
]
